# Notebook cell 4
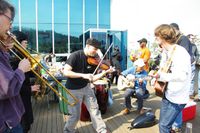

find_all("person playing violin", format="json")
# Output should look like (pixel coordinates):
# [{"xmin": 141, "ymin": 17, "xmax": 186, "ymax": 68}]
[{"xmin": 63, "ymin": 38, "xmax": 114, "ymax": 133}]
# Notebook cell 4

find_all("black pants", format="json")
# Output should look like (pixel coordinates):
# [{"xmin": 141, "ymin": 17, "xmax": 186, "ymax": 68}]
[{"xmin": 111, "ymin": 71, "xmax": 119, "ymax": 85}]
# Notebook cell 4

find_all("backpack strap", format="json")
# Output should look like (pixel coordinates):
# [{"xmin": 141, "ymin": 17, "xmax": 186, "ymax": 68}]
[{"xmin": 175, "ymin": 34, "xmax": 183, "ymax": 44}]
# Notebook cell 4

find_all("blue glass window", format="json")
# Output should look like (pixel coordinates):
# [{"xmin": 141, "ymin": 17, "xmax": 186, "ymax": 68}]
[
  {"xmin": 20, "ymin": 0, "xmax": 36, "ymax": 52},
  {"xmin": 10, "ymin": 0, "xmax": 19, "ymax": 30},
  {"xmin": 70, "ymin": 0, "xmax": 83, "ymax": 52},
  {"xmin": 38, "ymin": 0, "xmax": 52, "ymax": 53},
  {"xmin": 99, "ymin": 0, "xmax": 110, "ymax": 29},
  {"xmin": 9, "ymin": 0, "xmax": 111, "ymax": 54},
  {"xmin": 85, "ymin": 0, "xmax": 97, "ymax": 30},
  {"xmin": 54, "ymin": 0, "xmax": 68, "ymax": 53}
]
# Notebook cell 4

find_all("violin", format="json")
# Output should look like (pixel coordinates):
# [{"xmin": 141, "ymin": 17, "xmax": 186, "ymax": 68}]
[{"xmin": 87, "ymin": 57, "xmax": 110, "ymax": 70}]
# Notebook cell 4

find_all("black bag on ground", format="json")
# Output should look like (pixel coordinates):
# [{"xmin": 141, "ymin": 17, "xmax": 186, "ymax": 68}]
[{"xmin": 130, "ymin": 111, "xmax": 156, "ymax": 129}]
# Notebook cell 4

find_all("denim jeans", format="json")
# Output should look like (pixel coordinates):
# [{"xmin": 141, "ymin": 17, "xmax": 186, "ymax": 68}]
[
  {"xmin": 107, "ymin": 89, "xmax": 113, "ymax": 107},
  {"xmin": 159, "ymin": 98, "xmax": 186, "ymax": 133},
  {"xmin": 198, "ymin": 70, "xmax": 200, "ymax": 99},
  {"xmin": 172, "ymin": 111, "xmax": 182, "ymax": 128},
  {"xmin": 63, "ymin": 84, "xmax": 106, "ymax": 133},
  {"xmin": 3, "ymin": 123, "xmax": 23, "ymax": 133},
  {"xmin": 124, "ymin": 88, "xmax": 149, "ymax": 111},
  {"xmin": 189, "ymin": 64, "xmax": 196, "ymax": 95}
]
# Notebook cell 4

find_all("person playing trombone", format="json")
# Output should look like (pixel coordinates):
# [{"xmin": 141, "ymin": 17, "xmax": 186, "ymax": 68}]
[{"xmin": 0, "ymin": 0, "xmax": 31, "ymax": 132}]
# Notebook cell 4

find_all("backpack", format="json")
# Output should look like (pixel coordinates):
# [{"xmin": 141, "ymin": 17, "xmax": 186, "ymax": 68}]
[{"xmin": 128, "ymin": 111, "xmax": 156, "ymax": 130}]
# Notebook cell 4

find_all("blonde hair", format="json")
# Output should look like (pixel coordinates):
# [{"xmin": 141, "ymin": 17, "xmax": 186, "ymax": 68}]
[{"xmin": 154, "ymin": 24, "xmax": 177, "ymax": 44}]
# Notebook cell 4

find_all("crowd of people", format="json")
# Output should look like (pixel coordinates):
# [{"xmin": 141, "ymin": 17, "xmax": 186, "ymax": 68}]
[{"xmin": 1, "ymin": 0, "xmax": 199, "ymax": 133}]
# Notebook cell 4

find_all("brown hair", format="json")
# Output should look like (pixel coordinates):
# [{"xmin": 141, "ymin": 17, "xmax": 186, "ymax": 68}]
[
  {"xmin": 0, "ymin": 0, "xmax": 15, "ymax": 20},
  {"xmin": 154, "ymin": 24, "xmax": 177, "ymax": 44}
]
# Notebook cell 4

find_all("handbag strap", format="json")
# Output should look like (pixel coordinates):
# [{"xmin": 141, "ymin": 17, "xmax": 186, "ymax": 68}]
[{"xmin": 161, "ymin": 45, "xmax": 176, "ymax": 73}]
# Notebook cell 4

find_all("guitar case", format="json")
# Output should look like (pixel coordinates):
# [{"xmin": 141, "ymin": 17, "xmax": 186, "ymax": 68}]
[{"xmin": 129, "ymin": 111, "xmax": 156, "ymax": 129}]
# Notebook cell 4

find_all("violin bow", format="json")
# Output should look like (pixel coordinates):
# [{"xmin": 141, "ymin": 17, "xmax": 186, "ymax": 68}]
[{"xmin": 92, "ymin": 42, "xmax": 115, "ymax": 75}]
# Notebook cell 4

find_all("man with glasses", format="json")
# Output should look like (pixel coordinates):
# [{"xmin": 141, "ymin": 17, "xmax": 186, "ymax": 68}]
[
  {"xmin": 2, "ymin": 13, "xmax": 13, "ymax": 24},
  {"xmin": 0, "ymin": 0, "xmax": 31, "ymax": 133}
]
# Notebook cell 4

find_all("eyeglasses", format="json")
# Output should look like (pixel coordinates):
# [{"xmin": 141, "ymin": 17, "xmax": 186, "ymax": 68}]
[{"xmin": 2, "ymin": 13, "xmax": 13, "ymax": 24}]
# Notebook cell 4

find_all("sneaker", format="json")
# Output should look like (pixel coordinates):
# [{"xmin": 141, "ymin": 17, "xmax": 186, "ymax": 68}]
[
  {"xmin": 143, "ymin": 107, "xmax": 152, "ymax": 111},
  {"xmin": 121, "ymin": 108, "xmax": 130, "ymax": 115},
  {"xmin": 171, "ymin": 127, "xmax": 182, "ymax": 133}
]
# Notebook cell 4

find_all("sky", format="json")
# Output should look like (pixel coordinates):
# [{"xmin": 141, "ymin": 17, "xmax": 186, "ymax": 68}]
[{"xmin": 111, "ymin": 0, "xmax": 200, "ymax": 50}]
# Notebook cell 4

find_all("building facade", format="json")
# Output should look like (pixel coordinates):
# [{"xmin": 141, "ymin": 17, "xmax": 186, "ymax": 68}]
[{"xmin": 10, "ymin": 0, "xmax": 110, "ymax": 55}]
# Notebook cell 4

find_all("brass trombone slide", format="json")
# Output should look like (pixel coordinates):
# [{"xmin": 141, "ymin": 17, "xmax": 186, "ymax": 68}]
[{"xmin": 6, "ymin": 31, "xmax": 79, "ymax": 106}]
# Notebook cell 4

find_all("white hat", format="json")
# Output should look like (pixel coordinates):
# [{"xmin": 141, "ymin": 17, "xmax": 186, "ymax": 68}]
[{"xmin": 134, "ymin": 59, "xmax": 145, "ymax": 67}]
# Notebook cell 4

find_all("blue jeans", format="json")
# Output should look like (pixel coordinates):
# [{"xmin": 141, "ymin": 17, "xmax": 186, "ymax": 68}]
[
  {"xmin": 3, "ymin": 123, "xmax": 23, "ymax": 133},
  {"xmin": 198, "ymin": 70, "xmax": 200, "ymax": 99},
  {"xmin": 107, "ymin": 89, "xmax": 113, "ymax": 107},
  {"xmin": 124, "ymin": 88, "xmax": 149, "ymax": 111},
  {"xmin": 189, "ymin": 64, "xmax": 196, "ymax": 95},
  {"xmin": 159, "ymin": 98, "xmax": 186, "ymax": 133},
  {"xmin": 172, "ymin": 111, "xmax": 182, "ymax": 128}
]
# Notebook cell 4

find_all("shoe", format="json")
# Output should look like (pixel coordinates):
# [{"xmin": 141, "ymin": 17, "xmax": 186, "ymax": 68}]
[
  {"xmin": 170, "ymin": 127, "xmax": 182, "ymax": 133},
  {"xmin": 194, "ymin": 98, "xmax": 200, "ymax": 102},
  {"xmin": 143, "ymin": 107, "xmax": 152, "ymax": 111},
  {"xmin": 121, "ymin": 108, "xmax": 130, "ymax": 115}
]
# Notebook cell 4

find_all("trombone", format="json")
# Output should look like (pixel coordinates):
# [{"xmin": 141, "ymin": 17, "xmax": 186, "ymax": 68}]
[{"xmin": 4, "ymin": 31, "xmax": 79, "ymax": 106}]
